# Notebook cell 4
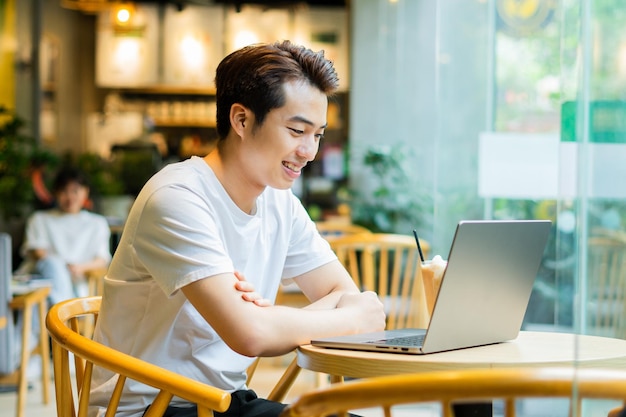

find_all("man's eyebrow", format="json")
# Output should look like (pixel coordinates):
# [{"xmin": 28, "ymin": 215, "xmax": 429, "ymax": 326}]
[{"xmin": 288, "ymin": 115, "xmax": 327, "ymax": 129}]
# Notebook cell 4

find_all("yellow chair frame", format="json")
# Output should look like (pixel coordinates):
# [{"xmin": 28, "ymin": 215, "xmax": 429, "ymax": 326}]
[
  {"xmin": 46, "ymin": 296, "xmax": 232, "ymax": 417},
  {"xmin": 314, "ymin": 221, "xmax": 372, "ymax": 240},
  {"xmin": 281, "ymin": 367, "xmax": 626, "ymax": 417},
  {"xmin": 1, "ymin": 287, "xmax": 51, "ymax": 417},
  {"xmin": 47, "ymin": 296, "xmax": 299, "ymax": 417}
]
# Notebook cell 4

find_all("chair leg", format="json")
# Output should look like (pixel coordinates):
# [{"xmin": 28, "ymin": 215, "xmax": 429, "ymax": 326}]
[
  {"xmin": 37, "ymin": 298, "xmax": 51, "ymax": 405},
  {"xmin": 246, "ymin": 358, "xmax": 260, "ymax": 386},
  {"xmin": 315, "ymin": 372, "xmax": 329, "ymax": 387},
  {"xmin": 266, "ymin": 357, "xmax": 302, "ymax": 402},
  {"xmin": 17, "ymin": 302, "xmax": 32, "ymax": 417},
  {"xmin": 329, "ymin": 375, "xmax": 343, "ymax": 384}
]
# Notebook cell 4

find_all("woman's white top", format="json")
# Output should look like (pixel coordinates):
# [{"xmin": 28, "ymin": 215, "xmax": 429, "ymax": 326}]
[{"xmin": 20, "ymin": 208, "xmax": 111, "ymax": 268}]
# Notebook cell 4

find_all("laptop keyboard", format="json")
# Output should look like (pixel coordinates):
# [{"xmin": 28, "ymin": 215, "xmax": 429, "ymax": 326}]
[{"xmin": 366, "ymin": 334, "xmax": 425, "ymax": 347}]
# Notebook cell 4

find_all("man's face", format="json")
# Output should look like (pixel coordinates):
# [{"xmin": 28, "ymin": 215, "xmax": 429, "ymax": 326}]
[
  {"xmin": 55, "ymin": 181, "xmax": 89, "ymax": 214},
  {"xmin": 241, "ymin": 81, "xmax": 328, "ymax": 190}
]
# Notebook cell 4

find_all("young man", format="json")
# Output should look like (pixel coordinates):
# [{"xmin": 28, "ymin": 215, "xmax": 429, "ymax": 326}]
[
  {"xmin": 90, "ymin": 41, "xmax": 386, "ymax": 417},
  {"xmin": 19, "ymin": 167, "xmax": 111, "ymax": 306}
]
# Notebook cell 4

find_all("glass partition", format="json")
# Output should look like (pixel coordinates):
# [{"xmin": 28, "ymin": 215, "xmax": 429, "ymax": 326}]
[{"xmin": 350, "ymin": 0, "xmax": 626, "ymax": 413}]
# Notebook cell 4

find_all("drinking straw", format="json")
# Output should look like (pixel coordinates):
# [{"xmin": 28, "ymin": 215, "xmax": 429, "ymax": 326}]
[{"xmin": 412, "ymin": 229, "xmax": 425, "ymax": 262}]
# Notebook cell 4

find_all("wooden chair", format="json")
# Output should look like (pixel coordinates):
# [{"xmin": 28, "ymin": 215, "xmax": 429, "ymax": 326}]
[
  {"xmin": 280, "ymin": 367, "xmax": 626, "ymax": 417},
  {"xmin": 46, "ymin": 296, "xmax": 233, "ymax": 417},
  {"xmin": 85, "ymin": 267, "xmax": 107, "ymax": 297},
  {"xmin": 80, "ymin": 267, "xmax": 108, "ymax": 338},
  {"xmin": 0, "ymin": 232, "xmax": 51, "ymax": 417},
  {"xmin": 314, "ymin": 221, "xmax": 372, "ymax": 241},
  {"xmin": 2, "ymin": 287, "xmax": 51, "ymax": 417},
  {"xmin": 586, "ymin": 235, "xmax": 626, "ymax": 339},
  {"xmin": 329, "ymin": 233, "xmax": 431, "ymax": 330},
  {"xmin": 46, "ymin": 296, "xmax": 297, "ymax": 417}
]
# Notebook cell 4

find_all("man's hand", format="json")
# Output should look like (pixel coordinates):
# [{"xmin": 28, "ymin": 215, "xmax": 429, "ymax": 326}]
[
  {"xmin": 234, "ymin": 271, "xmax": 271, "ymax": 307},
  {"xmin": 336, "ymin": 290, "xmax": 386, "ymax": 333}
]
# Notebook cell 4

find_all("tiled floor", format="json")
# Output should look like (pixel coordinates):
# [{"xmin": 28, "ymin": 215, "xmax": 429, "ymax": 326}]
[{"xmin": 0, "ymin": 353, "xmax": 622, "ymax": 417}]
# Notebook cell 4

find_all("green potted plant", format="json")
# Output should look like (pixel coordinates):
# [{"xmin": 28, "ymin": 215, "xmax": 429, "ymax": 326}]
[
  {"xmin": 73, "ymin": 152, "xmax": 126, "ymax": 197},
  {"xmin": 71, "ymin": 152, "xmax": 133, "ymax": 224},
  {"xmin": 0, "ymin": 106, "xmax": 59, "ymax": 222},
  {"xmin": 348, "ymin": 144, "xmax": 431, "ymax": 233}
]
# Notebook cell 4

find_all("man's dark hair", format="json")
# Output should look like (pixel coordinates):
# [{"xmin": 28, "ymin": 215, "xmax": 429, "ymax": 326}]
[
  {"xmin": 214, "ymin": 40, "xmax": 340, "ymax": 140},
  {"xmin": 53, "ymin": 166, "xmax": 91, "ymax": 193}
]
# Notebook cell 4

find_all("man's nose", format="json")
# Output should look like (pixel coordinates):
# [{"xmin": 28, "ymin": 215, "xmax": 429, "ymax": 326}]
[{"xmin": 296, "ymin": 135, "xmax": 319, "ymax": 162}]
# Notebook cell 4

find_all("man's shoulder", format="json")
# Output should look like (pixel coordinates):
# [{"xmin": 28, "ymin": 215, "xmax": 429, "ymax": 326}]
[{"xmin": 146, "ymin": 157, "xmax": 212, "ymax": 192}]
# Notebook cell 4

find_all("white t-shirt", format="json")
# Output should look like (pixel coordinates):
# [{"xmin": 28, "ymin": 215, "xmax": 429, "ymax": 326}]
[
  {"xmin": 20, "ymin": 209, "xmax": 111, "ymax": 267},
  {"xmin": 90, "ymin": 156, "xmax": 336, "ymax": 417}
]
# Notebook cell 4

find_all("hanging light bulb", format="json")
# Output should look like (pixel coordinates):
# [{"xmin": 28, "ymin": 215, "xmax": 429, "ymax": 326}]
[
  {"xmin": 116, "ymin": 7, "xmax": 131, "ymax": 25},
  {"xmin": 112, "ymin": 2, "xmax": 136, "ymax": 27},
  {"xmin": 111, "ymin": 2, "xmax": 145, "ymax": 36}
]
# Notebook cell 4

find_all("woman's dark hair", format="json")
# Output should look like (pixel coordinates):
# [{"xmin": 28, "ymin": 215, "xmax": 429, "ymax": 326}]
[
  {"xmin": 214, "ymin": 40, "xmax": 340, "ymax": 140},
  {"xmin": 53, "ymin": 166, "xmax": 91, "ymax": 193}
]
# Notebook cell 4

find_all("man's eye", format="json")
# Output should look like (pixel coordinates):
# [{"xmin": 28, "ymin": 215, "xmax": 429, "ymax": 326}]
[
  {"xmin": 315, "ymin": 133, "xmax": 325, "ymax": 141},
  {"xmin": 289, "ymin": 127, "xmax": 304, "ymax": 135}
]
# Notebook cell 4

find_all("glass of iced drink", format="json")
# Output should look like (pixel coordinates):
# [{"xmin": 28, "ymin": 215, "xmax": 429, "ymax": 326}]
[{"xmin": 420, "ymin": 255, "xmax": 447, "ymax": 316}]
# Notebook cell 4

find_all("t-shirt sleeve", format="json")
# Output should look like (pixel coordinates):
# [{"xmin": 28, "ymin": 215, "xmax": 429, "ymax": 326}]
[
  {"xmin": 133, "ymin": 185, "xmax": 234, "ymax": 296},
  {"xmin": 281, "ymin": 193, "xmax": 337, "ymax": 281}
]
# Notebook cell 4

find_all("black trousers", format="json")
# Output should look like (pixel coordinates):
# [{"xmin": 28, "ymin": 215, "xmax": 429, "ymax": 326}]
[
  {"xmin": 144, "ymin": 390, "xmax": 286, "ymax": 417},
  {"xmin": 145, "ymin": 388, "xmax": 492, "ymax": 417},
  {"xmin": 452, "ymin": 403, "xmax": 493, "ymax": 417}
]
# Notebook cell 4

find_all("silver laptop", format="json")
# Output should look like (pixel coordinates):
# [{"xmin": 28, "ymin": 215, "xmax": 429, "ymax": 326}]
[{"xmin": 311, "ymin": 219, "xmax": 552, "ymax": 355}]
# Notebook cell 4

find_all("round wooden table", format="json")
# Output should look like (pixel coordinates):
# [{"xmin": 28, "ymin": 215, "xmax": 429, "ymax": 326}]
[
  {"xmin": 297, "ymin": 331, "xmax": 626, "ymax": 417},
  {"xmin": 298, "ymin": 331, "xmax": 626, "ymax": 378}
]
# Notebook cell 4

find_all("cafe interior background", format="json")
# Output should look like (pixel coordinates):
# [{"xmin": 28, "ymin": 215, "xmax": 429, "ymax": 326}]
[{"xmin": 2, "ymin": 0, "xmax": 626, "ymax": 361}]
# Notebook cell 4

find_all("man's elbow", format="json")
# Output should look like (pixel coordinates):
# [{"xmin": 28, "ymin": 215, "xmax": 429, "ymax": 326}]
[{"xmin": 225, "ymin": 327, "xmax": 271, "ymax": 357}]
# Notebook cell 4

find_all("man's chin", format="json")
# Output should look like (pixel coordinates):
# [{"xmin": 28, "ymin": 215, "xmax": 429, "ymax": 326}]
[{"xmin": 271, "ymin": 179, "xmax": 297, "ymax": 191}]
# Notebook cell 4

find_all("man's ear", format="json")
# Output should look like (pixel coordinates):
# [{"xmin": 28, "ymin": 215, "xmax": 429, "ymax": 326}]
[{"xmin": 230, "ymin": 103, "xmax": 249, "ymax": 137}]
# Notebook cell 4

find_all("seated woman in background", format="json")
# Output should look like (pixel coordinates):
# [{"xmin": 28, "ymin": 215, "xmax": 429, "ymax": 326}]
[{"xmin": 18, "ymin": 166, "xmax": 111, "ymax": 306}]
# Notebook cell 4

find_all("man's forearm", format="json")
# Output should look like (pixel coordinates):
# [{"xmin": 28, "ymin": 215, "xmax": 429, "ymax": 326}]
[
  {"xmin": 230, "ymin": 291, "xmax": 385, "ymax": 357},
  {"xmin": 302, "ymin": 290, "xmax": 351, "ymax": 310},
  {"xmin": 233, "ymin": 303, "xmax": 361, "ymax": 357}
]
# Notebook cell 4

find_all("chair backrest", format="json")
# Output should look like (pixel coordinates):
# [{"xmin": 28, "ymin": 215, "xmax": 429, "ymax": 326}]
[
  {"xmin": 46, "ymin": 296, "xmax": 231, "ymax": 417},
  {"xmin": 0, "ymin": 232, "xmax": 17, "ymax": 375},
  {"xmin": 586, "ymin": 235, "xmax": 626, "ymax": 339},
  {"xmin": 280, "ymin": 367, "xmax": 626, "ymax": 417},
  {"xmin": 329, "ymin": 233, "xmax": 430, "ymax": 329},
  {"xmin": 85, "ymin": 267, "xmax": 107, "ymax": 297},
  {"xmin": 314, "ymin": 221, "xmax": 372, "ymax": 241}
]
